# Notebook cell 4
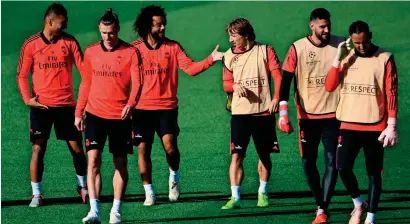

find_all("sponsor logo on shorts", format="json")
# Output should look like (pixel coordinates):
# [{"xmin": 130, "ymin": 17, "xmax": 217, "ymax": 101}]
[
  {"xmin": 90, "ymin": 141, "xmax": 98, "ymax": 145},
  {"xmin": 85, "ymin": 139, "xmax": 90, "ymax": 147},
  {"xmin": 234, "ymin": 145, "xmax": 243, "ymax": 150},
  {"xmin": 134, "ymin": 134, "xmax": 142, "ymax": 138},
  {"xmin": 300, "ymin": 131, "xmax": 306, "ymax": 142},
  {"xmin": 33, "ymin": 131, "xmax": 41, "ymax": 135}
]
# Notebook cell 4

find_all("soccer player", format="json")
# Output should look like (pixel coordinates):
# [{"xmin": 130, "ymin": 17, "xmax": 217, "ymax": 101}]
[
  {"xmin": 131, "ymin": 5, "xmax": 224, "ymax": 206},
  {"xmin": 277, "ymin": 8, "xmax": 345, "ymax": 223},
  {"xmin": 16, "ymin": 3, "xmax": 88, "ymax": 207},
  {"xmin": 75, "ymin": 9, "xmax": 142, "ymax": 224},
  {"xmin": 221, "ymin": 17, "xmax": 282, "ymax": 209},
  {"xmin": 325, "ymin": 20, "xmax": 398, "ymax": 224}
]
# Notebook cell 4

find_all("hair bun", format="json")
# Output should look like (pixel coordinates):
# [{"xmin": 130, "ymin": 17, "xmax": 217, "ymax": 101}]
[{"xmin": 106, "ymin": 8, "xmax": 112, "ymax": 13}]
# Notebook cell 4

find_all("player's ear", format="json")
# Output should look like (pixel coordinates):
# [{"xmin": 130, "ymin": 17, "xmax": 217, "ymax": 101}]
[
  {"xmin": 369, "ymin": 32, "xmax": 372, "ymax": 41},
  {"xmin": 309, "ymin": 21, "xmax": 314, "ymax": 31},
  {"xmin": 46, "ymin": 16, "xmax": 52, "ymax": 27}
]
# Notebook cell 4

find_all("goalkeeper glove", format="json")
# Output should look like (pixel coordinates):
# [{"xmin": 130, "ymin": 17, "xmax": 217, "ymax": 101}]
[{"xmin": 277, "ymin": 101, "xmax": 294, "ymax": 134}]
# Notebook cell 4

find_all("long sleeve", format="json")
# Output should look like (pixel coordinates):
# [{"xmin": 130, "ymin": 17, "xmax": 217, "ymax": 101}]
[
  {"xmin": 176, "ymin": 44, "xmax": 215, "ymax": 76},
  {"xmin": 279, "ymin": 45, "xmax": 297, "ymax": 101},
  {"xmin": 267, "ymin": 46, "xmax": 282, "ymax": 100},
  {"xmin": 325, "ymin": 66, "xmax": 344, "ymax": 92},
  {"xmin": 75, "ymin": 50, "xmax": 92, "ymax": 118},
  {"xmin": 127, "ymin": 50, "xmax": 143, "ymax": 107},
  {"xmin": 222, "ymin": 59, "xmax": 234, "ymax": 92},
  {"xmin": 385, "ymin": 56, "xmax": 398, "ymax": 118},
  {"xmin": 70, "ymin": 37, "xmax": 84, "ymax": 73},
  {"xmin": 16, "ymin": 41, "xmax": 34, "ymax": 104}
]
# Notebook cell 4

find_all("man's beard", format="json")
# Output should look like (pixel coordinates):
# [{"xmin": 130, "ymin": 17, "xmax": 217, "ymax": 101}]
[
  {"xmin": 316, "ymin": 31, "xmax": 330, "ymax": 42},
  {"xmin": 151, "ymin": 30, "xmax": 165, "ymax": 40}
]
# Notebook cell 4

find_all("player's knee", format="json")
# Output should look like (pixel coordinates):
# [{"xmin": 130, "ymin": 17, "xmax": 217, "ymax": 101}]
[
  {"xmin": 138, "ymin": 143, "xmax": 152, "ymax": 158},
  {"xmin": 163, "ymin": 143, "xmax": 177, "ymax": 155},
  {"xmin": 68, "ymin": 140, "xmax": 83, "ymax": 154},
  {"xmin": 231, "ymin": 153, "xmax": 244, "ymax": 165},
  {"xmin": 32, "ymin": 142, "xmax": 46, "ymax": 156},
  {"xmin": 88, "ymin": 156, "xmax": 101, "ymax": 170}
]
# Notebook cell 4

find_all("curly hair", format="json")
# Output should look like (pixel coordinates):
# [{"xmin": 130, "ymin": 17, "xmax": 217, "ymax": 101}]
[{"xmin": 133, "ymin": 5, "xmax": 167, "ymax": 38}]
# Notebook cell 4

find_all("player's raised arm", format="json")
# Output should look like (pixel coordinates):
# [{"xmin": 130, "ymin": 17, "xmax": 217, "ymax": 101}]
[
  {"xmin": 325, "ymin": 38, "xmax": 353, "ymax": 92},
  {"xmin": 176, "ymin": 43, "xmax": 223, "ymax": 76},
  {"xmin": 324, "ymin": 66, "xmax": 344, "ymax": 92}
]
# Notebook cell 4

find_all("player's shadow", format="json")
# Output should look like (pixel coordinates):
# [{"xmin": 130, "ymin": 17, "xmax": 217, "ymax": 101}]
[
  {"xmin": 120, "ymin": 205, "xmax": 410, "ymax": 223},
  {"xmin": 330, "ymin": 216, "xmax": 410, "ymax": 224},
  {"xmin": 155, "ymin": 189, "xmax": 410, "ymax": 204},
  {"xmin": 0, "ymin": 191, "xmax": 220, "ymax": 207},
  {"xmin": 2, "ymin": 189, "xmax": 409, "ymax": 207}
]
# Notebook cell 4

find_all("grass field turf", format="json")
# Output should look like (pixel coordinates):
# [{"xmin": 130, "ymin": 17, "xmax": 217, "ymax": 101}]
[{"xmin": 1, "ymin": 1, "xmax": 410, "ymax": 223}]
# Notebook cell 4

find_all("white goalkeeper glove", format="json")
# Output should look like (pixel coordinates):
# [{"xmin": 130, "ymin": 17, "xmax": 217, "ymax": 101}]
[
  {"xmin": 333, "ymin": 38, "xmax": 354, "ymax": 67},
  {"xmin": 378, "ymin": 118, "xmax": 398, "ymax": 147}
]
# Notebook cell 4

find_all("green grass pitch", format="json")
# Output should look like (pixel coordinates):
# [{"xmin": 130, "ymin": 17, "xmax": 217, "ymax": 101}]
[{"xmin": 2, "ymin": 1, "xmax": 410, "ymax": 223}]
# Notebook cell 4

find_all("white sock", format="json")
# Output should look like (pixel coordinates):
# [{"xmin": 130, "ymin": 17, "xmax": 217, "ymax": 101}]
[
  {"xmin": 352, "ymin": 196, "xmax": 363, "ymax": 207},
  {"xmin": 111, "ymin": 199, "xmax": 122, "ymax": 213},
  {"xmin": 231, "ymin": 186, "xmax": 240, "ymax": 200},
  {"xmin": 31, "ymin": 182, "xmax": 41, "ymax": 196},
  {"xmin": 258, "ymin": 180, "xmax": 268, "ymax": 194},
  {"xmin": 77, "ymin": 175, "xmax": 86, "ymax": 188},
  {"xmin": 365, "ymin": 212, "xmax": 375, "ymax": 223},
  {"xmin": 143, "ymin": 184, "xmax": 154, "ymax": 195},
  {"xmin": 317, "ymin": 209, "xmax": 325, "ymax": 216},
  {"xmin": 169, "ymin": 169, "xmax": 180, "ymax": 183},
  {"xmin": 90, "ymin": 198, "xmax": 100, "ymax": 215}
]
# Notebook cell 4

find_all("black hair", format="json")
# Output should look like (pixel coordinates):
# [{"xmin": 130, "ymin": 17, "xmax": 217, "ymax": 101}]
[
  {"xmin": 133, "ymin": 5, "xmax": 167, "ymax": 38},
  {"xmin": 310, "ymin": 8, "xmax": 330, "ymax": 21},
  {"xmin": 349, "ymin": 20, "xmax": 370, "ymax": 35},
  {"xmin": 44, "ymin": 3, "xmax": 67, "ymax": 20},
  {"xmin": 99, "ymin": 8, "xmax": 120, "ymax": 29}
]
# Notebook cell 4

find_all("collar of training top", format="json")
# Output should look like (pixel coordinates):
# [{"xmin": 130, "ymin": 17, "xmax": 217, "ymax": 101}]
[
  {"xmin": 306, "ymin": 35, "xmax": 331, "ymax": 48},
  {"xmin": 100, "ymin": 39, "xmax": 123, "ymax": 52},
  {"xmin": 40, "ymin": 31, "xmax": 61, "ymax": 45},
  {"xmin": 143, "ymin": 38, "xmax": 164, "ymax": 50}
]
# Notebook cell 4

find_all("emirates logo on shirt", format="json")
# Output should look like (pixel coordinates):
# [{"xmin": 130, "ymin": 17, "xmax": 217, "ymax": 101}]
[{"xmin": 144, "ymin": 57, "xmax": 169, "ymax": 76}]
